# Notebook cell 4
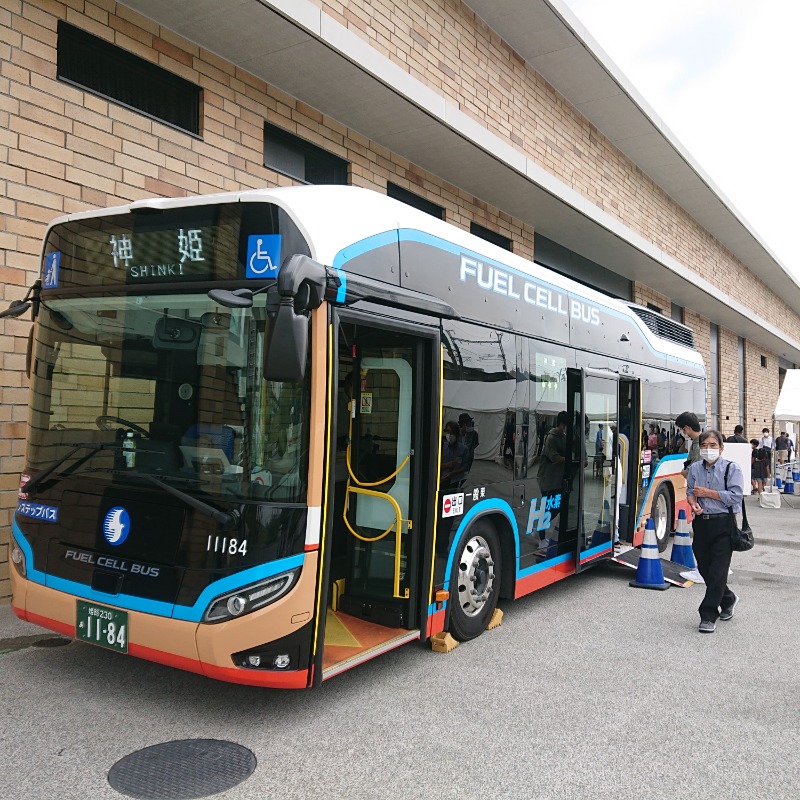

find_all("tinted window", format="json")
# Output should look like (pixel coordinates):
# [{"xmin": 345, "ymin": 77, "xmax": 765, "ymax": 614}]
[
  {"xmin": 264, "ymin": 122, "xmax": 348, "ymax": 184},
  {"xmin": 57, "ymin": 21, "xmax": 201, "ymax": 135}
]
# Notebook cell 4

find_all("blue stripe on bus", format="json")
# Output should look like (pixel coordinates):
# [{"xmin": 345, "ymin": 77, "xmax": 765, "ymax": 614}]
[
  {"xmin": 579, "ymin": 541, "xmax": 613, "ymax": 562},
  {"xmin": 332, "ymin": 230, "xmax": 399, "ymax": 271},
  {"xmin": 333, "ymin": 228, "xmax": 703, "ymax": 370},
  {"xmin": 333, "ymin": 268, "xmax": 347, "ymax": 303},
  {"xmin": 442, "ymin": 498, "xmax": 519, "ymax": 593},
  {"xmin": 517, "ymin": 552, "xmax": 571, "ymax": 579},
  {"xmin": 12, "ymin": 517, "xmax": 305, "ymax": 623}
]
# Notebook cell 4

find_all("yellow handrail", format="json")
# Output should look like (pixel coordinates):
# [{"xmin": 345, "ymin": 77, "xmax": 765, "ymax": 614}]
[
  {"xmin": 342, "ymin": 396, "xmax": 411, "ymax": 600},
  {"xmin": 343, "ymin": 485, "xmax": 409, "ymax": 599}
]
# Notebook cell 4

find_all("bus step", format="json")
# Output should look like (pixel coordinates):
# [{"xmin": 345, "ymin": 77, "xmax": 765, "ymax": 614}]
[{"xmin": 338, "ymin": 595, "xmax": 406, "ymax": 628}]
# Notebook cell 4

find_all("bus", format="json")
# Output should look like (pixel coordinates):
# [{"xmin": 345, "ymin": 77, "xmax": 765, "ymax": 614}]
[{"xmin": 6, "ymin": 186, "xmax": 704, "ymax": 688}]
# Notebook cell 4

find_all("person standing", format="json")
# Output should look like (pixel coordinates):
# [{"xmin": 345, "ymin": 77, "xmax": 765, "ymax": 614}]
[
  {"xmin": 675, "ymin": 411, "xmax": 702, "ymax": 477},
  {"xmin": 775, "ymin": 431, "xmax": 789, "ymax": 466},
  {"xmin": 750, "ymin": 439, "xmax": 768, "ymax": 493},
  {"xmin": 727, "ymin": 425, "xmax": 748, "ymax": 444},
  {"xmin": 759, "ymin": 428, "xmax": 773, "ymax": 458},
  {"xmin": 687, "ymin": 430, "xmax": 744, "ymax": 634}
]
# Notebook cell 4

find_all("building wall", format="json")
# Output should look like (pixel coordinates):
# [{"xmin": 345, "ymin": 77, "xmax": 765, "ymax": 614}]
[{"xmin": 0, "ymin": 0, "xmax": 787, "ymax": 600}]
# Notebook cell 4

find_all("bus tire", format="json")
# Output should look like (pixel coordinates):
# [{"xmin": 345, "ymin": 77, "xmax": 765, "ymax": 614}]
[
  {"xmin": 448, "ymin": 519, "xmax": 501, "ymax": 642},
  {"xmin": 651, "ymin": 484, "xmax": 673, "ymax": 552}
]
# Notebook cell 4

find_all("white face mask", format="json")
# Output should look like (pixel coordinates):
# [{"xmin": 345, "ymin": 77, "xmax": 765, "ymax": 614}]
[
  {"xmin": 700, "ymin": 448, "xmax": 720, "ymax": 463},
  {"xmin": 445, "ymin": 434, "xmax": 455, "ymax": 445}
]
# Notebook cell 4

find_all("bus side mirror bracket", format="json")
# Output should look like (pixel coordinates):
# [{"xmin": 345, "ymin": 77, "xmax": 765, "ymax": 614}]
[{"xmin": 264, "ymin": 255, "xmax": 328, "ymax": 383}]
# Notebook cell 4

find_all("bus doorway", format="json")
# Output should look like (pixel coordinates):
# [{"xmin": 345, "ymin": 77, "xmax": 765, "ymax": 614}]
[
  {"xmin": 321, "ymin": 317, "xmax": 437, "ymax": 679},
  {"xmin": 565, "ymin": 369, "xmax": 620, "ymax": 572}
]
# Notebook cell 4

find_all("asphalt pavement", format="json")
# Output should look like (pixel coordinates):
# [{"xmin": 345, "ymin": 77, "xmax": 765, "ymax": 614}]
[{"xmin": 1, "ymin": 491, "xmax": 798, "ymax": 800}]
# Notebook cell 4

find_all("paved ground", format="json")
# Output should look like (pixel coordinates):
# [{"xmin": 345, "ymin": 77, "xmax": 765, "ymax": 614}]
[{"xmin": 1, "ymin": 492, "xmax": 798, "ymax": 799}]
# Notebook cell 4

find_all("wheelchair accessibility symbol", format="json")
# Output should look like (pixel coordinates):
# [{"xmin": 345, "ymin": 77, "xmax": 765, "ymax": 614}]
[{"xmin": 246, "ymin": 234, "xmax": 282, "ymax": 279}]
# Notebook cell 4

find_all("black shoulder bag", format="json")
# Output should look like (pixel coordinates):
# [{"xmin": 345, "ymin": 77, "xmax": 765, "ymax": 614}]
[{"xmin": 725, "ymin": 462, "xmax": 754, "ymax": 552}]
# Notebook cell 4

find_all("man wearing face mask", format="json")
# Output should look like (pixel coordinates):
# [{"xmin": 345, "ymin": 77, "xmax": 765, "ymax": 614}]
[{"xmin": 686, "ymin": 430, "xmax": 744, "ymax": 634}]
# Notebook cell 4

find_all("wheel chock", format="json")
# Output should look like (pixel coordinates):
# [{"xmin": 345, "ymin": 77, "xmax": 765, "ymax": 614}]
[
  {"xmin": 487, "ymin": 608, "xmax": 503, "ymax": 629},
  {"xmin": 430, "ymin": 632, "xmax": 458, "ymax": 653}
]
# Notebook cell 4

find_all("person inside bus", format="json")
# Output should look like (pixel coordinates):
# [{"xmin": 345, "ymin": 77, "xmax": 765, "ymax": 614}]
[
  {"xmin": 686, "ymin": 430, "xmax": 743, "ymax": 634},
  {"xmin": 441, "ymin": 420, "xmax": 468, "ymax": 488}
]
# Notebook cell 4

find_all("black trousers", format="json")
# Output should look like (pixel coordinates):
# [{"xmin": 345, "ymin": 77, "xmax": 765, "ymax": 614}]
[{"xmin": 691, "ymin": 516, "xmax": 736, "ymax": 623}]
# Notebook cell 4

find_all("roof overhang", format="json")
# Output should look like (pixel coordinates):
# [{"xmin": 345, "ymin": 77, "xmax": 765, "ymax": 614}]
[{"xmin": 118, "ymin": 0, "xmax": 800, "ymax": 362}]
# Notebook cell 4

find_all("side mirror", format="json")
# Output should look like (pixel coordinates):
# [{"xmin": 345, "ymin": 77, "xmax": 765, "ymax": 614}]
[{"xmin": 264, "ymin": 297, "xmax": 309, "ymax": 383}]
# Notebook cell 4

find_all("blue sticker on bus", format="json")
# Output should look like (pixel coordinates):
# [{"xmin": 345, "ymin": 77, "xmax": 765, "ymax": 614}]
[
  {"xmin": 103, "ymin": 506, "xmax": 131, "ymax": 546},
  {"xmin": 43, "ymin": 251, "xmax": 60, "ymax": 288},
  {"xmin": 246, "ymin": 234, "xmax": 281, "ymax": 279},
  {"xmin": 17, "ymin": 501, "xmax": 58, "ymax": 522}
]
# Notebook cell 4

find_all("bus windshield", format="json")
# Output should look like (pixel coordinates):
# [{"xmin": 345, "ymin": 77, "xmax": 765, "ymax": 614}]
[{"xmin": 27, "ymin": 292, "xmax": 310, "ymax": 503}]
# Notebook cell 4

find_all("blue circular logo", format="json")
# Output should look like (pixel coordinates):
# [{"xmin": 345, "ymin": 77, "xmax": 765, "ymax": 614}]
[{"xmin": 103, "ymin": 506, "xmax": 131, "ymax": 546}]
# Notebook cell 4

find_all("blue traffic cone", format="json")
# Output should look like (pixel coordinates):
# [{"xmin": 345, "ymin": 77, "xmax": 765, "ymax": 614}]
[
  {"xmin": 629, "ymin": 518, "xmax": 670, "ymax": 590},
  {"xmin": 670, "ymin": 509, "xmax": 696, "ymax": 569}
]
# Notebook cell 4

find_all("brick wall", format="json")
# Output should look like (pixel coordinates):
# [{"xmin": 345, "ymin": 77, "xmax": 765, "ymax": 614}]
[{"xmin": 0, "ymin": 0, "xmax": 789, "ymax": 599}]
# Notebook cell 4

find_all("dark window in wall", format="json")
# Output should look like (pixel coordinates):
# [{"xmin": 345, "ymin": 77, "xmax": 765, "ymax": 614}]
[
  {"xmin": 263, "ymin": 122, "xmax": 348, "ymax": 184},
  {"xmin": 646, "ymin": 302, "xmax": 662, "ymax": 314},
  {"xmin": 386, "ymin": 183, "xmax": 445, "ymax": 219},
  {"xmin": 534, "ymin": 235, "xmax": 632, "ymax": 300},
  {"xmin": 470, "ymin": 221, "xmax": 512, "ymax": 251},
  {"xmin": 738, "ymin": 337, "xmax": 746, "ymax": 427},
  {"xmin": 709, "ymin": 323, "xmax": 720, "ymax": 430},
  {"xmin": 57, "ymin": 21, "xmax": 201, "ymax": 136},
  {"xmin": 670, "ymin": 303, "xmax": 684, "ymax": 323},
  {"xmin": 761, "ymin": 355, "xmax": 767, "ymax": 368}
]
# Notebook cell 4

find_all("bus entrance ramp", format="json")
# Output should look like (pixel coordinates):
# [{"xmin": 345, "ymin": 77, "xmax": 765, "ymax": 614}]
[{"xmin": 612, "ymin": 546, "xmax": 694, "ymax": 587}]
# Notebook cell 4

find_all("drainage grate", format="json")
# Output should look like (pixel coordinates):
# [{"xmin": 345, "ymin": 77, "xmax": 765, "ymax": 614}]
[{"xmin": 108, "ymin": 739, "xmax": 256, "ymax": 800}]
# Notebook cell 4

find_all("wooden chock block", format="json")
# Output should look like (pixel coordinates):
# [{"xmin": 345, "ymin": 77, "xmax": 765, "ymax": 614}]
[
  {"xmin": 430, "ymin": 632, "xmax": 458, "ymax": 653},
  {"xmin": 487, "ymin": 608, "xmax": 503, "ymax": 630}
]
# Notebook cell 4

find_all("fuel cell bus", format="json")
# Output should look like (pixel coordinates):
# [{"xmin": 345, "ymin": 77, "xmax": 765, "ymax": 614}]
[{"xmin": 7, "ymin": 186, "xmax": 704, "ymax": 688}]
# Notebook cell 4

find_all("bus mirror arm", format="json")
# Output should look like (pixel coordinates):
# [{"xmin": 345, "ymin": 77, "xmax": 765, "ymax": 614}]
[{"xmin": 0, "ymin": 279, "xmax": 41, "ymax": 320}]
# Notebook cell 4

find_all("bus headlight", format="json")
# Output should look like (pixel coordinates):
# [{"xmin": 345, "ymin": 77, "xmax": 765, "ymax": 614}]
[
  {"xmin": 203, "ymin": 568, "xmax": 299, "ymax": 623},
  {"xmin": 10, "ymin": 535, "xmax": 26, "ymax": 577}
]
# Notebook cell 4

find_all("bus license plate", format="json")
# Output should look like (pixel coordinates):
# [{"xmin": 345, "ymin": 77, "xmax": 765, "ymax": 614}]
[{"xmin": 76, "ymin": 601, "xmax": 128, "ymax": 653}]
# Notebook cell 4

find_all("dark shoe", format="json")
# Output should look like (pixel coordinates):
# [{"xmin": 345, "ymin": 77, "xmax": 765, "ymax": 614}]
[
  {"xmin": 719, "ymin": 595, "xmax": 739, "ymax": 621},
  {"xmin": 698, "ymin": 620, "xmax": 716, "ymax": 634}
]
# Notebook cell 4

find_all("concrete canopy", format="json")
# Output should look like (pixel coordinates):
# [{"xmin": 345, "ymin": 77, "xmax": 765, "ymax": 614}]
[{"xmin": 118, "ymin": 0, "xmax": 800, "ymax": 363}]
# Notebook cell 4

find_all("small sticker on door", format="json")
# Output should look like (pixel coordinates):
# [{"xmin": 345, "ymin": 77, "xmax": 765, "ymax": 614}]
[
  {"xmin": 360, "ymin": 392, "xmax": 373, "ymax": 414},
  {"xmin": 442, "ymin": 493, "xmax": 464, "ymax": 517}
]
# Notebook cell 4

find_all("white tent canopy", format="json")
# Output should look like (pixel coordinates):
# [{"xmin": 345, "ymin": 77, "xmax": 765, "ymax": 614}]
[{"xmin": 774, "ymin": 369, "xmax": 800, "ymax": 423}]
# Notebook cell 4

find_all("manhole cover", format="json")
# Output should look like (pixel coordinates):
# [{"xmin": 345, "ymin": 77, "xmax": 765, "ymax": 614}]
[{"xmin": 108, "ymin": 739, "xmax": 256, "ymax": 799}]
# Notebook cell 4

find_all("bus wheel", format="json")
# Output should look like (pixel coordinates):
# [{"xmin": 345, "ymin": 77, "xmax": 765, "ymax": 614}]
[
  {"xmin": 651, "ymin": 485, "xmax": 673, "ymax": 552},
  {"xmin": 449, "ymin": 520, "xmax": 501, "ymax": 642}
]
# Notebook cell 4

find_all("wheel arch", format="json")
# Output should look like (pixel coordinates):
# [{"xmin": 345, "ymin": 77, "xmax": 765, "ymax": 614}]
[{"xmin": 443, "ymin": 501, "xmax": 519, "ymax": 601}]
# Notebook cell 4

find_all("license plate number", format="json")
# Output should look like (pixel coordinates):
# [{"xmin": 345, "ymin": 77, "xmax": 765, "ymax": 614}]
[{"xmin": 76, "ymin": 601, "xmax": 128, "ymax": 653}]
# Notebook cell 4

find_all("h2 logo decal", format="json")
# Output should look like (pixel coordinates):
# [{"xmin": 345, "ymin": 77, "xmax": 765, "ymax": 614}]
[{"xmin": 525, "ymin": 494, "xmax": 561, "ymax": 535}]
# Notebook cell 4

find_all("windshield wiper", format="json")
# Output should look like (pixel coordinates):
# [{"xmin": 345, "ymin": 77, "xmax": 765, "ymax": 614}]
[
  {"xmin": 23, "ymin": 442, "xmax": 113, "ymax": 496},
  {"xmin": 126, "ymin": 470, "xmax": 241, "ymax": 531}
]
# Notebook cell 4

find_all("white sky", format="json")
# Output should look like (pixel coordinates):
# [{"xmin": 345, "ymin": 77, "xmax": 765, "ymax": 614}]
[{"xmin": 561, "ymin": 0, "xmax": 800, "ymax": 282}]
